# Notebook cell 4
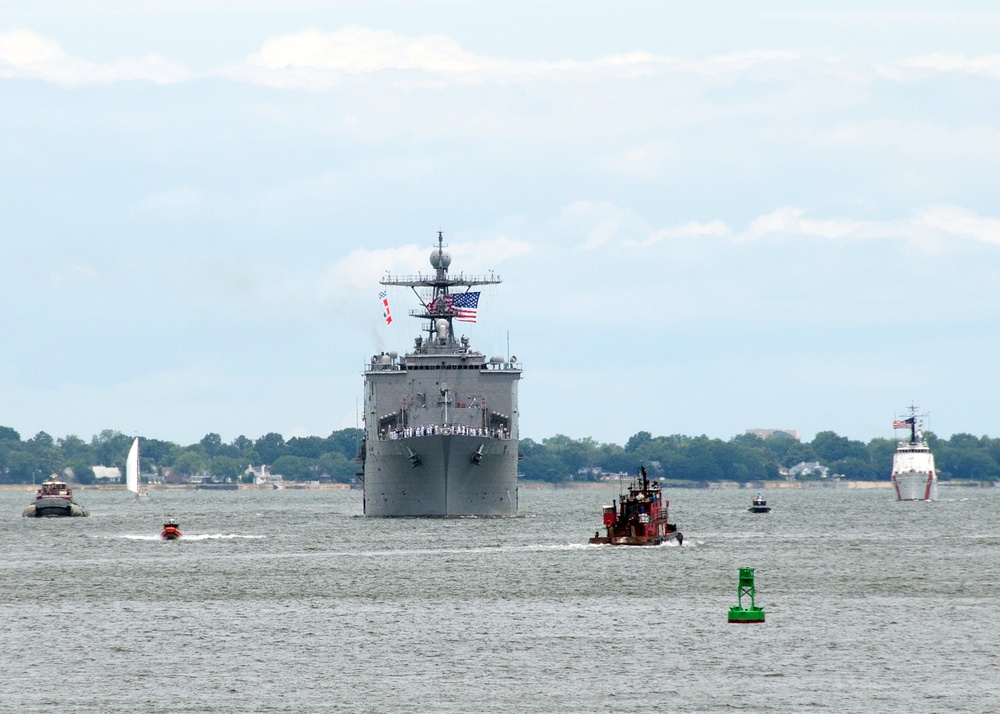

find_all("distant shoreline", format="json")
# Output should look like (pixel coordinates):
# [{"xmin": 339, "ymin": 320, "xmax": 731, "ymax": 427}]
[
  {"xmin": 2, "ymin": 480, "xmax": 993, "ymax": 493},
  {"xmin": 519, "ymin": 479, "xmax": 995, "ymax": 490},
  {"xmin": 0, "ymin": 483, "xmax": 353, "ymax": 492}
]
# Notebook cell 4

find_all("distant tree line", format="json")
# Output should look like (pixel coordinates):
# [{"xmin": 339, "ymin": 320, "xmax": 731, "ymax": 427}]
[
  {"xmin": 1, "ymin": 425, "xmax": 998, "ymax": 485},
  {"xmin": 0, "ymin": 426, "xmax": 363, "ymax": 485},
  {"xmin": 518, "ymin": 430, "xmax": 1000, "ymax": 484}
]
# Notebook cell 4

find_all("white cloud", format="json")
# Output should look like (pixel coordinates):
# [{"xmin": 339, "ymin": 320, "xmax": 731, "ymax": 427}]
[
  {"xmin": 741, "ymin": 205, "xmax": 1000, "ymax": 246},
  {"xmin": 632, "ymin": 220, "xmax": 731, "ymax": 247},
  {"xmin": 12, "ymin": 23, "xmax": 1000, "ymax": 93},
  {"xmin": 545, "ymin": 202, "xmax": 999, "ymax": 252},
  {"xmin": 914, "ymin": 205, "xmax": 1000, "ymax": 245},
  {"xmin": 748, "ymin": 207, "xmax": 866, "ymax": 239},
  {"xmin": 883, "ymin": 53, "xmax": 1000, "ymax": 80},
  {"xmin": 157, "ymin": 240, "xmax": 527, "ymax": 322},
  {"xmin": 584, "ymin": 205, "xmax": 1000, "ymax": 250},
  {"xmin": 553, "ymin": 201, "xmax": 649, "ymax": 251},
  {"xmin": 0, "ymin": 27, "xmax": 61, "ymax": 64},
  {"xmin": 323, "ymin": 244, "xmax": 429, "ymax": 297},
  {"xmin": 0, "ymin": 28, "xmax": 190, "ymax": 86},
  {"xmin": 218, "ymin": 26, "xmax": 800, "ymax": 90},
  {"xmin": 770, "ymin": 10, "xmax": 1000, "ymax": 25}
]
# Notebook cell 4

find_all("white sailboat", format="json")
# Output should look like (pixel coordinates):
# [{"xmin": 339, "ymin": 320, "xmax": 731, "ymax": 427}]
[{"xmin": 126, "ymin": 436, "xmax": 149, "ymax": 498}]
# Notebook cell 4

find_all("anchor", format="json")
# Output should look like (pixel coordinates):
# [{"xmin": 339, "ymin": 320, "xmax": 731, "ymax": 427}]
[
  {"xmin": 406, "ymin": 447, "xmax": 422, "ymax": 468},
  {"xmin": 471, "ymin": 444, "xmax": 485, "ymax": 465}
]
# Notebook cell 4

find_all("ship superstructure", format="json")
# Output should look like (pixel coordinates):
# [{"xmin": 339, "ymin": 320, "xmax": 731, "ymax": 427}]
[
  {"xmin": 362, "ymin": 232, "xmax": 521, "ymax": 516},
  {"xmin": 891, "ymin": 406, "xmax": 937, "ymax": 501}
]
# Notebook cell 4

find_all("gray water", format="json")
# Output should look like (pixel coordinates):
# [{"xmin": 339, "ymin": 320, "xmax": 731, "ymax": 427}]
[{"xmin": 1, "ymin": 486, "xmax": 998, "ymax": 713}]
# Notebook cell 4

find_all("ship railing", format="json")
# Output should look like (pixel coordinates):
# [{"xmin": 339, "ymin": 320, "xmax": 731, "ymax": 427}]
[
  {"xmin": 381, "ymin": 272, "xmax": 502, "ymax": 286},
  {"xmin": 366, "ymin": 362, "xmax": 404, "ymax": 371},
  {"xmin": 380, "ymin": 425, "xmax": 509, "ymax": 441}
]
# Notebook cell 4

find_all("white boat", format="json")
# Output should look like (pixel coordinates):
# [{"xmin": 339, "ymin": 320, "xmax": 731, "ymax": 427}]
[
  {"xmin": 126, "ymin": 437, "xmax": 149, "ymax": 498},
  {"xmin": 891, "ymin": 407, "xmax": 937, "ymax": 501}
]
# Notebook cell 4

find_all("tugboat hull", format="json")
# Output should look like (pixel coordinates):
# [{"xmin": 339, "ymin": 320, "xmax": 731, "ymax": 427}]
[
  {"xmin": 589, "ymin": 532, "xmax": 683, "ymax": 546},
  {"xmin": 23, "ymin": 498, "xmax": 88, "ymax": 517}
]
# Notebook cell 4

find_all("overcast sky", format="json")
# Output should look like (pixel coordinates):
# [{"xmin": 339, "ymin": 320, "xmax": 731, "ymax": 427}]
[{"xmin": 2, "ymin": 1, "xmax": 999, "ymax": 446}]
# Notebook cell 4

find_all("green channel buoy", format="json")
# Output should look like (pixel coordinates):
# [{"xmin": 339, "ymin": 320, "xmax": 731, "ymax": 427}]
[{"xmin": 727, "ymin": 566, "xmax": 766, "ymax": 623}]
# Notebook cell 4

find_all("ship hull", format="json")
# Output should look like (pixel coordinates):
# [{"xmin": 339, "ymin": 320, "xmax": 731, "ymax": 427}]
[
  {"xmin": 892, "ymin": 472, "xmax": 937, "ymax": 501},
  {"xmin": 23, "ymin": 497, "xmax": 88, "ymax": 517},
  {"xmin": 364, "ymin": 434, "xmax": 518, "ymax": 517}
]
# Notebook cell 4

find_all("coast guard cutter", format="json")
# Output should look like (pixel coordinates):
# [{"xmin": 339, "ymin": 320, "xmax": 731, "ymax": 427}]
[
  {"xmin": 362, "ymin": 233, "xmax": 521, "ymax": 516},
  {"xmin": 891, "ymin": 406, "xmax": 937, "ymax": 501}
]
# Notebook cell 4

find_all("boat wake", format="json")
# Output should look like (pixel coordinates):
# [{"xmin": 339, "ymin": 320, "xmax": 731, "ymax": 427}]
[
  {"xmin": 119, "ymin": 533, "xmax": 265, "ymax": 541},
  {"xmin": 519, "ymin": 543, "xmax": 591, "ymax": 552}
]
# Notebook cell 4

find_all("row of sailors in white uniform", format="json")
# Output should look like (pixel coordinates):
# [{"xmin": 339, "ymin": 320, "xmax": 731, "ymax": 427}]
[{"xmin": 384, "ymin": 424, "xmax": 508, "ymax": 440}]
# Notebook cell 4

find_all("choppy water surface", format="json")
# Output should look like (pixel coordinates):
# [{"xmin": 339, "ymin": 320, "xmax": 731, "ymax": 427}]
[{"xmin": 1, "ymin": 486, "xmax": 998, "ymax": 713}]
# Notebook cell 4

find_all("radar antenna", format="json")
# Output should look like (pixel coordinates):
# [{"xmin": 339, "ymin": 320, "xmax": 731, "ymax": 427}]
[{"xmin": 380, "ymin": 232, "xmax": 501, "ymax": 346}]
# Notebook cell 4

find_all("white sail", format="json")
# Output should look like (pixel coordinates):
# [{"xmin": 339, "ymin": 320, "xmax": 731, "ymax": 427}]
[{"xmin": 126, "ymin": 437, "xmax": 140, "ymax": 495}]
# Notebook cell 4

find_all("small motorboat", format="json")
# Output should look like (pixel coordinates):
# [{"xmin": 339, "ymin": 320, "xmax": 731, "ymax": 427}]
[
  {"xmin": 161, "ymin": 518, "xmax": 182, "ymax": 540},
  {"xmin": 748, "ymin": 492, "xmax": 771, "ymax": 513}
]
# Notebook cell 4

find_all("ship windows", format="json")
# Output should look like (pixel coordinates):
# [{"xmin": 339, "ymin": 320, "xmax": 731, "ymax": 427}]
[{"xmin": 402, "ymin": 363, "xmax": 486, "ymax": 371}]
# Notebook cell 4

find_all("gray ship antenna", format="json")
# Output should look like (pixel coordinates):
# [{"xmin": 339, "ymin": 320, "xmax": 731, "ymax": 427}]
[{"xmin": 380, "ymin": 231, "xmax": 502, "ymax": 346}]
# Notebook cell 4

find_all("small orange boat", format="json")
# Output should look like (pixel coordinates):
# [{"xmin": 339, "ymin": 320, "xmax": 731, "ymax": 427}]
[{"xmin": 161, "ymin": 517, "xmax": 182, "ymax": 540}]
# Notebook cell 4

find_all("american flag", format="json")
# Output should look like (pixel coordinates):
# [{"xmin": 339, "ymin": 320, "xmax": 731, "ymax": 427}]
[
  {"xmin": 450, "ymin": 291, "xmax": 480, "ymax": 323},
  {"xmin": 893, "ymin": 418, "xmax": 914, "ymax": 429},
  {"xmin": 428, "ymin": 292, "xmax": 481, "ymax": 322},
  {"xmin": 379, "ymin": 290, "xmax": 392, "ymax": 325}
]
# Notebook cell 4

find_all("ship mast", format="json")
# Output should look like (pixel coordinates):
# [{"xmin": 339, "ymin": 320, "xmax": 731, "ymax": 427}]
[
  {"xmin": 901, "ymin": 403, "xmax": 925, "ymax": 445},
  {"xmin": 380, "ymin": 232, "xmax": 501, "ymax": 347}
]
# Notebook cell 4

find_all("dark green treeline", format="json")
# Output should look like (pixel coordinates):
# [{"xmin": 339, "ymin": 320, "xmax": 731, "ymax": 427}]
[{"xmin": 1, "ymin": 426, "xmax": 998, "ymax": 485}]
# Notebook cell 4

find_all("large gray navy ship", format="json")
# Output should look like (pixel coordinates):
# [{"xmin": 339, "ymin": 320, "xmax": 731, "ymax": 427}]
[{"xmin": 362, "ymin": 233, "xmax": 522, "ymax": 517}]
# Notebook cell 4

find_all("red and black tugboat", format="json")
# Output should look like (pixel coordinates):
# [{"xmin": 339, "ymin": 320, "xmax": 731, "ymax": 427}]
[
  {"xmin": 160, "ymin": 517, "xmax": 182, "ymax": 540},
  {"xmin": 589, "ymin": 466, "xmax": 683, "ymax": 546}
]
